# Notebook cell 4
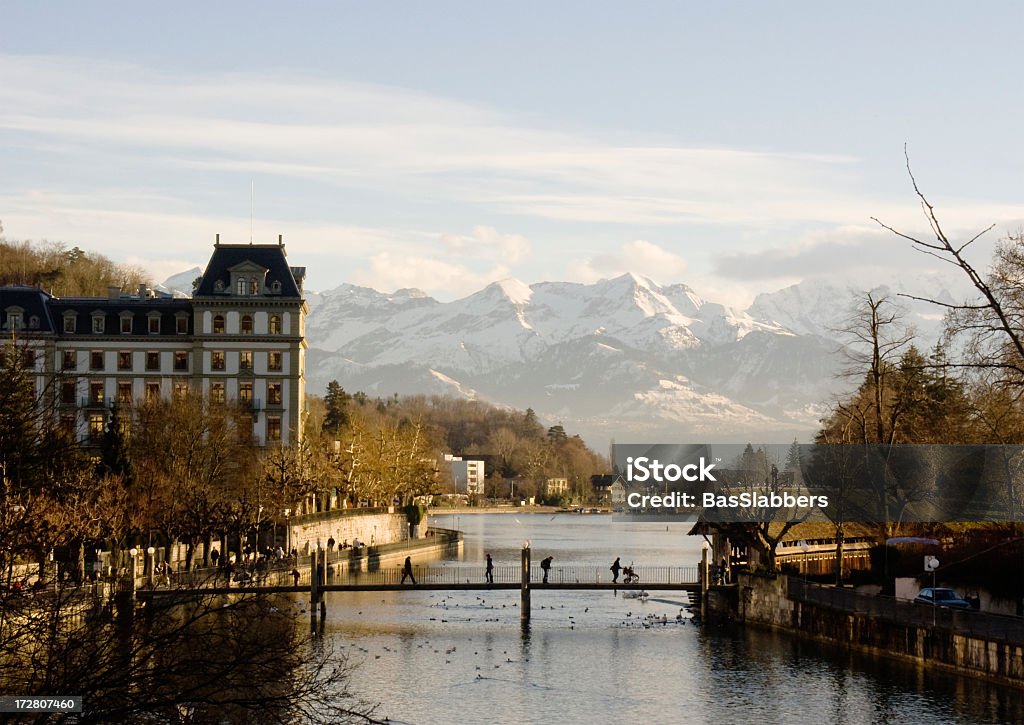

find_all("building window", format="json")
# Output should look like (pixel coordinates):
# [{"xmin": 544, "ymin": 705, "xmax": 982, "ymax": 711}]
[
  {"xmin": 90, "ymin": 351, "xmax": 104, "ymax": 371},
  {"xmin": 210, "ymin": 381, "xmax": 225, "ymax": 404},
  {"xmin": 5, "ymin": 311, "xmax": 23, "ymax": 330},
  {"xmin": 269, "ymin": 315, "xmax": 281, "ymax": 335},
  {"xmin": 148, "ymin": 315, "xmax": 161, "ymax": 334},
  {"xmin": 213, "ymin": 315, "xmax": 225, "ymax": 334},
  {"xmin": 249, "ymin": 279, "xmax": 260, "ymax": 295},
  {"xmin": 89, "ymin": 413, "xmax": 105, "ymax": 441},
  {"xmin": 28, "ymin": 316, "xmax": 39, "ymax": 330},
  {"xmin": 89, "ymin": 381, "xmax": 104, "ymax": 405},
  {"xmin": 120, "ymin": 315, "xmax": 133, "ymax": 334},
  {"xmin": 268, "ymin": 382, "xmax": 282, "ymax": 405},
  {"xmin": 22, "ymin": 349, "xmax": 35, "ymax": 369},
  {"xmin": 63, "ymin": 314, "xmax": 77, "ymax": 333},
  {"xmin": 239, "ymin": 350, "xmax": 253, "ymax": 370},
  {"xmin": 214, "ymin": 280, "xmax": 225, "ymax": 292},
  {"xmin": 176, "ymin": 316, "xmax": 188, "ymax": 334},
  {"xmin": 270, "ymin": 280, "xmax": 282, "ymax": 294},
  {"xmin": 92, "ymin": 315, "xmax": 105, "ymax": 334},
  {"xmin": 145, "ymin": 382, "xmax": 160, "ymax": 401},
  {"xmin": 173, "ymin": 381, "xmax": 189, "ymax": 398},
  {"xmin": 146, "ymin": 351, "xmax": 160, "ymax": 371},
  {"xmin": 267, "ymin": 416, "xmax": 282, "ymax": 442},
  {"xmin": 61, "ymin": 350, "xmax": 76, "ymax": 370},
  {"xmin": 173, "ymin": 351, "xmax": 188, "ymax": 371},
  {"xmin": 61, "ymin": 381, "xmax": 76, "ymax": 406},
  {"xmin": 237, "ymin": 278, "xmax": 248, "ymax": 296},
  {"xmin": 116, "ymin": 351, "xmax": 131, "ymax": 371},
  {"xmin": 241, "ymin": 315, "xmax": 253, "ymax": 334},
  {"xmin": 118, "ymin": 381, "xmax": 133, "ymax": 406},
  {"xmin": 211, "ymin": 351, "xmax": 225, "ymax": 371},
  {"xmin": 239, "ymin": 381, "xmax": 253, "ymax": 404},
  {"xmin": 268, "ymin": 351, "xmax": 282, "ymax": 371},
  {"xmin": 61, "ymin": 414, "xmax": 76, "ymax": 438}
]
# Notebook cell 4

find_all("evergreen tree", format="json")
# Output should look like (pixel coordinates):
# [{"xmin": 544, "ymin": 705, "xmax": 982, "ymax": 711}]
[
  {"xmin": 98, "ymin": 404, "xmax": 133, "ymax": 483},
  {"xmin": 323, "ymin": 380, "xmax": 350, "ymax": 435}
]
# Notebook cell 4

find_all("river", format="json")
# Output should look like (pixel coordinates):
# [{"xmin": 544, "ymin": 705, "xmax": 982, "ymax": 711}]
[{"xmin": 319, "ymin": 514, "xmax": 1023, "ymax": 725}]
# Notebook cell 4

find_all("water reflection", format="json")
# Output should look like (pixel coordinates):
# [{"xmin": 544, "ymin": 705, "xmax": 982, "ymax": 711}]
[{"xmin": 318, "ymin": 514, "xmax": 1021, "ymax": 725}]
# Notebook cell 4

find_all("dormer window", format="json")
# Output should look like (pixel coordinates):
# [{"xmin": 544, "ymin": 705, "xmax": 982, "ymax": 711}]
[
  {"xmin": 5, "ymin": 308, "xmax": 24, "ymax": 330},
  {"xmin": 91, "ymin": 312, "xmax": 106, "ymax": 334},
  {"xmin": 120, "ymin": 312, "xmax": 133, "ymax": 334},
  {"xmin": 147, "ymin": 312, "xmax": 161, "ymax": 334},
  {"xmin": 214, "ymin": 280, "xmax": 225, "ymax": 292},
  {"xmin": 63, "ymin": 312, "xmax": 77, "ymax": 333},
  {"xmin": 249, "ymin": 279, "xmax": 259, "ymax": 295},
  {"xmin": 270, "ymin": 280, "xmax": 282, "ymax": 294},
  {"xmin": 237, "ymin": 278, "xmax": 248, "ymax": 296},
  {"xmin": 28, "ymin": 316, "xmax": 39, "ymax": 330}
]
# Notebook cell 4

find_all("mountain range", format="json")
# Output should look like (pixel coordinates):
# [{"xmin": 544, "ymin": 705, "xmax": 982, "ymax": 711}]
[{"xmin": 160, "ymin": 268, "xmax": 964, "ymax": 446}]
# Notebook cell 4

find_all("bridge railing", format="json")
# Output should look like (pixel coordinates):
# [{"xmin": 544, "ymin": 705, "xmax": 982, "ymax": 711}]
[{"xmin": 143, "ymin": 563, "xmax": 699, "ymax": 589}]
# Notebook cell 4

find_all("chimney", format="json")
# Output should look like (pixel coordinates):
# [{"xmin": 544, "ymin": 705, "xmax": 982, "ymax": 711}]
[
  {"xmin": 107, "ymin": 285, "xmax": 120, "ymax": 299},
  {"xmin": 137, "ymin": 284, "xmax": 148, "ymax": 298},
  {"xmin": 215, "ymin": 233, "xmax": 220, "ymax": 247},
  {"xmin": 278, "ymin": 234, "xmax": 283, "ymax": 246}
]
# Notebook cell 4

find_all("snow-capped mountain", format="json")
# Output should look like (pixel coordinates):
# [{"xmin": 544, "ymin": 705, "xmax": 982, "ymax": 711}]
[
  {"xmin": 161, "ymin": 267, "xmax": 966, "ymax": 445},
  {"xmin": 302, "ymin": 274, "xmax": 846, "ymax": 444}
]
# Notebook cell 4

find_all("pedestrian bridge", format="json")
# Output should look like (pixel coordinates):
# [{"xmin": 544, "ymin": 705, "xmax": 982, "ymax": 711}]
[
  {"xmin": 135, "ymin": 556, "xmax": 724, "ymax": 624},
  {"xmin": 138, "ymin": 564, "xmax": 703, "ymax": 596}
]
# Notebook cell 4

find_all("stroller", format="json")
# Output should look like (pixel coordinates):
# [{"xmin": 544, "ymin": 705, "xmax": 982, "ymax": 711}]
[{"xmin": 622, "ymin": 565, "xmax": 639, "ymax": 584}]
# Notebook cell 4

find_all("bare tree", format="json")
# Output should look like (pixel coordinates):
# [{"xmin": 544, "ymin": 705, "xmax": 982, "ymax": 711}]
[{"xmin": 873, "ymin": 150, "xmax": 1024, "ymax": 387}]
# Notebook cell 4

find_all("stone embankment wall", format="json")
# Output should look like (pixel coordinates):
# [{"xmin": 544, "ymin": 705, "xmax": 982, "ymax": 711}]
[
  {"xmin": 736, "ymin": 573, "xmax": 1024, "ymax": 687},
  {"xmin": 288, "ymin": 509, "xmax": 412, "ymax": 554}
]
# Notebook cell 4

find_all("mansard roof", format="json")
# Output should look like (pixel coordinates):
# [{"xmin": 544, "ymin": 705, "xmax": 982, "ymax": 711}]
[
  {"xmin": 194, "ymin": 243, "xmax": 303, "ymax": 298},
  {"xmin": 0, "ymin": 286, "xmax": 55, "ymax": 332},
  {"xmin": 48, "ymin": 297, "xmax": 192, "ymax": 335}
]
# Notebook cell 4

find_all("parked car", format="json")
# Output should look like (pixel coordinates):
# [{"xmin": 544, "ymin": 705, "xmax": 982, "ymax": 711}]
[{"xmin": 913, "ymin": 587, "xmax": 973, "ymax": 609}]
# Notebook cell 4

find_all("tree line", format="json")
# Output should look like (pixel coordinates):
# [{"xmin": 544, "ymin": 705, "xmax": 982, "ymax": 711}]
[{"xmin": 0, "ymin": 226, "xmax": 148, "ymax": 296}]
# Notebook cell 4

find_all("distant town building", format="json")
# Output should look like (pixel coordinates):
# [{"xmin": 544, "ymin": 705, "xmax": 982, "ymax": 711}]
[
  {"xmin": 0, "ymin": 237, "xmax": 308, "ymax": 445},
  {"xmin": 590, "ymin": 474, "xmax": 626, "ymax": 504},
  {"xmin": 544, "ymin": 478, "xmax": 569, "ymax": 497},
  {"xmin": 445, "ymin": 454, "xmax": 485, "ymax": 495}
]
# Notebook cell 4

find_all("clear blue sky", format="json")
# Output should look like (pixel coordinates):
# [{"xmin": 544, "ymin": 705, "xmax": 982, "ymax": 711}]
[{"xmin": 2, "ymin": 2, "xmax": 1022, "ymax": 302}]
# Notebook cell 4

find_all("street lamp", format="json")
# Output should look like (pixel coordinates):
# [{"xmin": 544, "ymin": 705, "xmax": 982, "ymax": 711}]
[
  {"xmin": 925, "ymin": 555, "xmax": 940, "ymax": 626},
  {"xmin": 147, "ymin": 546, "xmax": 156, "ymax": 586}
]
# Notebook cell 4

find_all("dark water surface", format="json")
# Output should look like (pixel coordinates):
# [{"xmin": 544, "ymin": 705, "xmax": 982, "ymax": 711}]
[{"xmin": 318, "ymin": 514, "xmax": 1023, "ymax": 725}]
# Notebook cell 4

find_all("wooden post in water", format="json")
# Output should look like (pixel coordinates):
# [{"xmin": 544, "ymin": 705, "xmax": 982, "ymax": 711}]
[
  {"xmin": 310, "ymin": 548, "xmax": 319, "ymax": 632},
  {"xmin": 700, "ymin": 542, "xmax": 709, "ymax": 618},
  {"xmin": 521, "ymin": 543, "xmax": 531, "ymax": 622}
]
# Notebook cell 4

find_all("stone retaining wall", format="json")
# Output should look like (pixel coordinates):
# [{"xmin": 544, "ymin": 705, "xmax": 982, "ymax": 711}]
[
  {"xmin": 737, "ymin": 573, "xmax": 1024, "ymax": 687},
  {"xmin": 288, "ymin": 510, "xmax": 411, "ymax": 554}
]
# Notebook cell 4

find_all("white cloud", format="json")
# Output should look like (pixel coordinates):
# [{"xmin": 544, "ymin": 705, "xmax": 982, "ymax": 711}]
[
  {"xmin": 440, "ymin": 225, "xmax": 532, "ymax": 264},
  {"xmin": 570, "ymin": 240, "xmax": 688, "ymax": 285},
  {"xmin": 349, "ymin": 254, "xmax": 511, "ymax": 299}
]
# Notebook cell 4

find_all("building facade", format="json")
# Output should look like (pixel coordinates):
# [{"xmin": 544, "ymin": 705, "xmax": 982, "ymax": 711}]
[
  {"xmin": 445, "ymin": 454, "xmax": 485, "ymax": 495},
  {"xmin": 0, "ymin": 240, "xmax": 308, "ymax": 445}
]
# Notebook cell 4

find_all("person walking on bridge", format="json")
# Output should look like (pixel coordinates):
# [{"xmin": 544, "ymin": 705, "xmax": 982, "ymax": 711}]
[
  {"xmin": 540, "ymin": 556, "xmax": 553, "ymax": 583},
  {"xmin": 610, "ymin": 557, "xmax": 622, "ymax": 583},
  {"xmin": 485, "ymin": 553, "xmax": 494, "ymax": 584},
  {"xmin": 401, "ymin": 556, "xmax": 416, "ymax": 585}
]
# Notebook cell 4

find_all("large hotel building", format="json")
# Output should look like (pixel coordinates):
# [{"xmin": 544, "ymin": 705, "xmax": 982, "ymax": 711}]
[{"xmin": 1, "ymin": 239, "xmax": 308, "ymax": 445}]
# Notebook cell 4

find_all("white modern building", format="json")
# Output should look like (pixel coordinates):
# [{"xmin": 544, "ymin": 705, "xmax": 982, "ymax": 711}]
[{"xmin": 445, "ymin": 454, "xmax": 485, "ymax": 495}]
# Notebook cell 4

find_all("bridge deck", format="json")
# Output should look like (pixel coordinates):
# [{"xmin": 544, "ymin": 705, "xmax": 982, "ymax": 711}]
[{"xmin": 136, "ymin": 582, "xmax": 726, "ymax": 598}]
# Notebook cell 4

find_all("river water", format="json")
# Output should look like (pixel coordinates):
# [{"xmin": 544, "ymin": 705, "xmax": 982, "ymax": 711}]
[{"xmin": 319, "ymin": 514, "xmax": 1023, "ymax": 725}]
